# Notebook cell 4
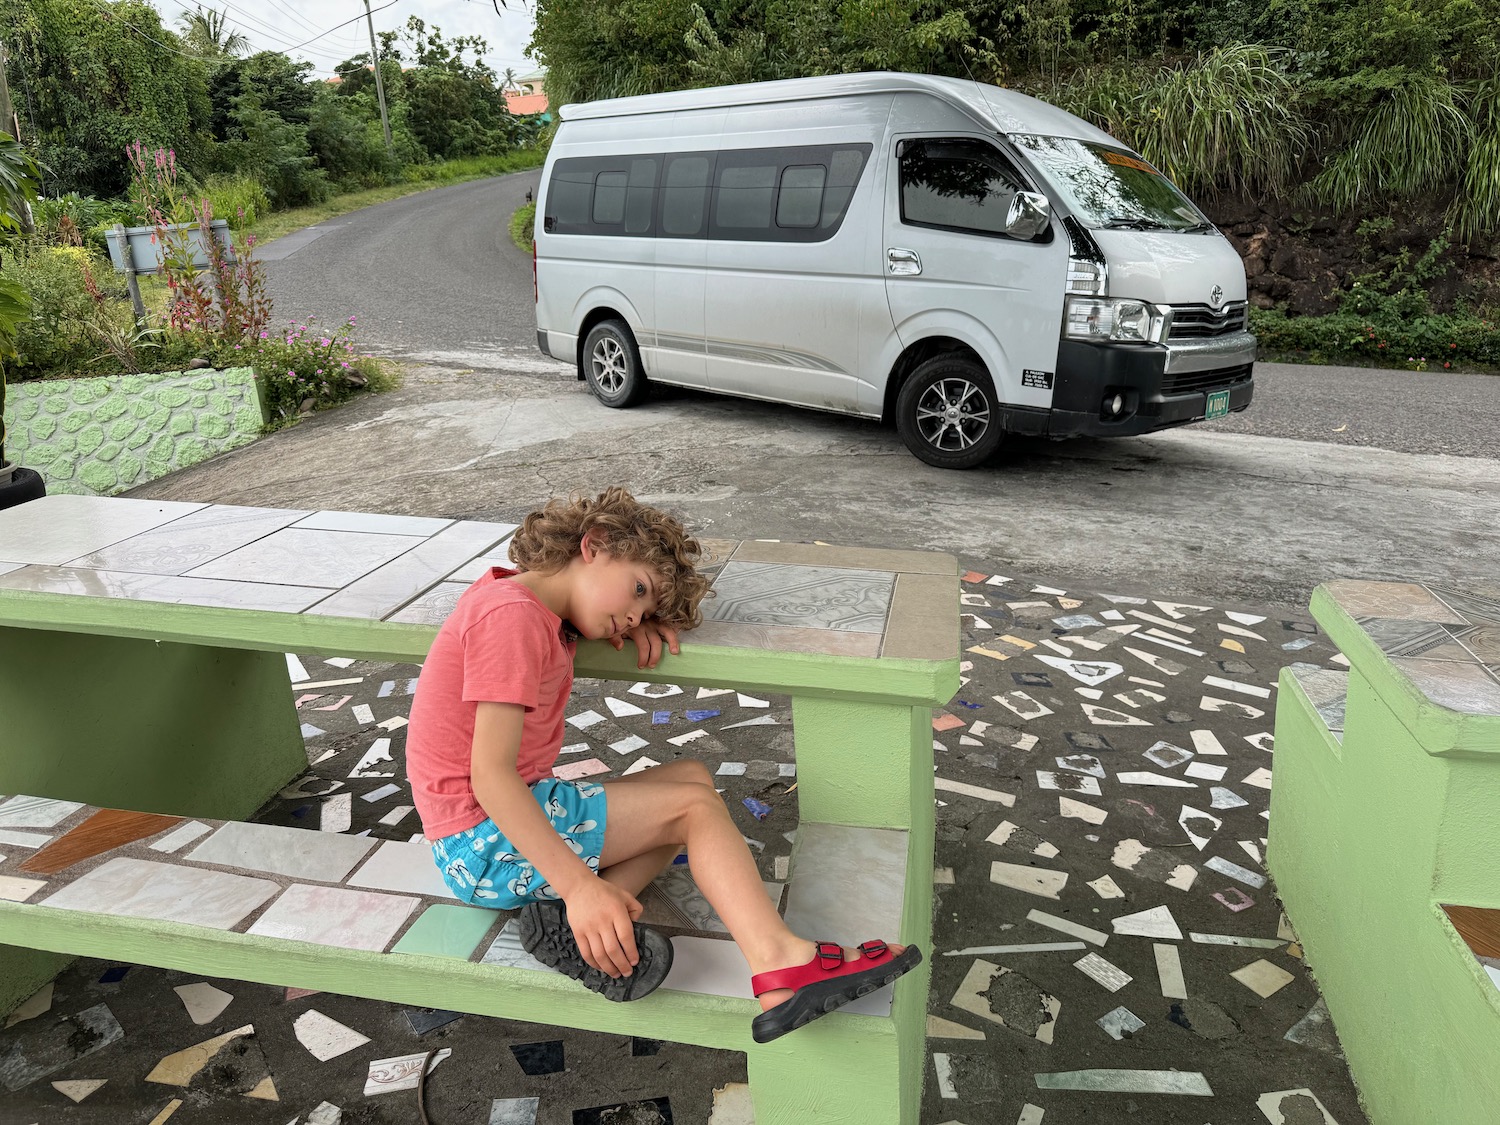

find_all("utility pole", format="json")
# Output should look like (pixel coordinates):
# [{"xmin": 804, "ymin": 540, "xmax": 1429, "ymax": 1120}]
[{"xmin": 362, "ymin": 0, "xmax": 393, "ymax": 157}]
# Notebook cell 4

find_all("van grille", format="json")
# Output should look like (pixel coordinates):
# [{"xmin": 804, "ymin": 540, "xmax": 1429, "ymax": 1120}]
[
  {"xmin": 1162, "ymin": 364, "xmax": 1253, "ymax": 397},
  {"xmin": 1168, "ymin": 302, "xmax": 1247, "ymax": 339}
]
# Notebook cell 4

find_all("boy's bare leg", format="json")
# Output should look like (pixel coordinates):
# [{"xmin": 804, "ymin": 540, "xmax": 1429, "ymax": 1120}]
[{"xmin": 598, "ymin": 762, "xmax": 904, "ymax": 1011}]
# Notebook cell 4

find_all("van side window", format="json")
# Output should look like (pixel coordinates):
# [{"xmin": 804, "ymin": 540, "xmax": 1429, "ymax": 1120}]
[
  {"xmin": 593, "ymin": 171, "xmax": 628, "ymax": 225},
  {"xmin": 546, "ymin": 164, "xmax": 595, "ymax": 232},
  {"xmin": 777, "ymin": 165, "xmax": 826, "ymax": 228},
  {"xmin": 821, "ymin": 149, "xmax": 865, "ymax": 229},
  {"xmin": 716, "ymin": 162, "xmax": 778, "ymax": 230},
  {"xmin": 899, "ymin": 139, "xmax": 1028, "ymax": 237},
  {"xmin": 625, "ymin": 158, "xmax": 658, "ymax": 234},
  {"xmin": 662, "ymin": 154, "xmax": 713, "ymax": 237}
]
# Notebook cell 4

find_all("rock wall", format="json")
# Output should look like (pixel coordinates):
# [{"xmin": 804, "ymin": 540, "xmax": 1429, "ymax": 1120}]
[
  {"xmin": 1205, "ymin": 196, "xmax": 1500, "ymax": 316},
  {"xmin": 3, "ymin": 367, "xmax": 267, "ymax": 495}
]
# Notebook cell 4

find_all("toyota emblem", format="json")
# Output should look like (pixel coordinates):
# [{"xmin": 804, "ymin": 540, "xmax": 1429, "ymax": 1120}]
[{"xmin": 1210, "ymin": 284, "xmax": 1224, "ymax": 308}]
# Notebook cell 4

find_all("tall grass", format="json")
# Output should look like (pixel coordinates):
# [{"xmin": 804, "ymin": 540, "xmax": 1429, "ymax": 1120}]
[
  {"xmin": 1043, "ymin": 45, "xmax": 1308, "ymax": 199},
  {"xmin": 1453, "ymin": 79, "xmax": 1500, "ymax": 243},
  {"xmin": 1138, "ymin": 45, "xmax": 1308, "ymax": 199},
  {"xmin": 1307, "ymin": 70, "xmax": 1472, "ymax": 211}
]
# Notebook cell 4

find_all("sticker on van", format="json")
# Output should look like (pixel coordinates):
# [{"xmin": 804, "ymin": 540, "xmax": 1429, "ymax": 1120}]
[{"xmin": 1022, "ymin": 369, "xmax": 1055, "ymax": 389}]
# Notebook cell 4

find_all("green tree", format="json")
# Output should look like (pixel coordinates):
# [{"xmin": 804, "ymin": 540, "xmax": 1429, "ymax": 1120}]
[
  {"xmin": 0, "ymin": 132, "xmax": 40, "ymax": 468},
  {"xmin": 0, "ymin": 0, "xmax": 212, "ymax": 198}
]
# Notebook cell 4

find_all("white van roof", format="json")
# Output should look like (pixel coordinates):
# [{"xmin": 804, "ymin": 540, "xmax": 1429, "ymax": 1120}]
[{"xmin": 559, "ymin": 71, "xmax": 1117, "ymax": 146}]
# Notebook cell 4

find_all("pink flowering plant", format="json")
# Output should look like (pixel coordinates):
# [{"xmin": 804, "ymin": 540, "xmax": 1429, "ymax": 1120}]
[{"xmin": 126, "ymin": 142, "xmax": 271, "ymax": 342}]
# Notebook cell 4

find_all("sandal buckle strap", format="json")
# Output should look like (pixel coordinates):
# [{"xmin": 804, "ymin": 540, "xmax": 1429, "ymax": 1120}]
[{"xmin": 816, "ymin": 941, "xmax": 844, "ymax": 970}]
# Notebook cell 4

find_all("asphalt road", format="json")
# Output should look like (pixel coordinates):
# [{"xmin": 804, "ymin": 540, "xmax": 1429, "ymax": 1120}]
[{"xmin": 261, "ymin": 171, "xmax": 1498, "ymax": 460}]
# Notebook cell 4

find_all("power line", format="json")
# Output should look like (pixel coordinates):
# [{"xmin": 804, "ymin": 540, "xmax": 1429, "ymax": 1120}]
[{"xmin": 169, "ymin": 2, "xmax": 364, "ymax": 66}]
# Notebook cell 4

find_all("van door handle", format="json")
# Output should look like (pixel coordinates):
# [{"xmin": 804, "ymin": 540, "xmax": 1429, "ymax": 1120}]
[{"xmin": 886, "ymin": 247, "xmax": 922, "ymax": 276}]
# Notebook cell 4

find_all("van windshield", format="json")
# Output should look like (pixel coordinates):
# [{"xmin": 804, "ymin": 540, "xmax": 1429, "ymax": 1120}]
[{"xmin": 1010, "ymin": 135, "xmax": 1211, "ymax": 233}]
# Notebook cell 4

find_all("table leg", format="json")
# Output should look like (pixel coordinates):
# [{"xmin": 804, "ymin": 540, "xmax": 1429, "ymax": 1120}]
[
  {"xmin": 788, "ymin": 696, "xmax": 934, "ymax": 1122},
  {"xmin": 748, "ymin": 1015, "xmax": 911, "ymax": 1124},
  {"xmin": 0, "ymin": 626, "xmax": 304, "ymax": 820}
]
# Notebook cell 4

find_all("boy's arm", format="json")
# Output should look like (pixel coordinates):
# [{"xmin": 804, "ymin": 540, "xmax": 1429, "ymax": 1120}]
[{"xmin": 469, "ymin": 701, "xmax": 643, "ymax": 979}]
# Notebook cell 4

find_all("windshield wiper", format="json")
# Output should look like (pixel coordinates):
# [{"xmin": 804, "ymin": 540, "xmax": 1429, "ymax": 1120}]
[
  {"xmin": 1181, "ymin": 221, "xmax": 1217, "ymax": 233},
  {"xmin": 1102, "ymin": 215, "xmax": 1171, "ymax": 231}
]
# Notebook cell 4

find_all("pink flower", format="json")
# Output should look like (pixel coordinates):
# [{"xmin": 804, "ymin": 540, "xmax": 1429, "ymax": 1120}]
[{"xmin": 320, "ymin": 338, "xmax": 330, "ymax": 347}]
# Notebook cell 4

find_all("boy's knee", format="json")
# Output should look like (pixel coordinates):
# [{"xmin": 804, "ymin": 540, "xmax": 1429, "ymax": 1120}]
[{"xmin": 677, "ymin": 758, "xmax": 715, "ymax": 788}]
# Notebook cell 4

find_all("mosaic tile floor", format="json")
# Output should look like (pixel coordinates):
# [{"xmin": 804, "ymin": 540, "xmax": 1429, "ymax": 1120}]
[{"xmin": 0, "ymin": 563, "xmax": 1372, "ymax": 1124}]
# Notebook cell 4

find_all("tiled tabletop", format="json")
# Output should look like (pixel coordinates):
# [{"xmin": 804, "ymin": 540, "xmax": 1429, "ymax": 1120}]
[
  {"xmin": 0, "ymin": 496, "xmax": 956, "ymax": 661},
  {"xmin": 1322, "ymin": 580, "xmax": 1500, "ymax": 717}
]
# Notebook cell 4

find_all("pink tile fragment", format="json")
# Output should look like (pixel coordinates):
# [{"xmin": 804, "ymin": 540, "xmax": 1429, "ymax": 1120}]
[
  {"xmin": 295, "ymin": 694, "xmax": 324, "ymax": 709},
  {"xmin": 553, "ymin": 758, "xmax": 610, "ymax": 781},
  {"xmin": 932, "ymin": 713, "xmax": 967, "ymax": 732},
  {"xmin": 313, "ymin": 695, "xmax": 353, "ymax": 712},
  {"xmin": 1214, "ymin": 887, "xmax": 1255, "ymax": 912}
]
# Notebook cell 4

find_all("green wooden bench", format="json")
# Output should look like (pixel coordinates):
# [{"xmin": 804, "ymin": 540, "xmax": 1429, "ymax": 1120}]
[
  {"xmin": 0, "ymin": 495, "xmax": 959, "ymax": 1124},
  {"xmin": 1268, "ymin": 579, "xmax": 1500, "ymax": 1124}
]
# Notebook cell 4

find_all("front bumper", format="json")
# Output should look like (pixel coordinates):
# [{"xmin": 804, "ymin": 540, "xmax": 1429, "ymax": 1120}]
[{"xmin": 1047, "ymin": 333, "xmax": 1255, "ymax": 438}]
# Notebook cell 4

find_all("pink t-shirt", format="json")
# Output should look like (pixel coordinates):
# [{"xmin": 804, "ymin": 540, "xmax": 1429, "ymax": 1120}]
[{"xmin": 407, "ymin": 568, "xmax": 577, "ymax": 839}]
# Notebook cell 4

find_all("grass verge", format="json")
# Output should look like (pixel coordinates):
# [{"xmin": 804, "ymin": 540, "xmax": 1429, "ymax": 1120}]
[
  {"xmin": 510, "ymin": 201, "xmax": 536, "ymax": 253},
  {"xmin": 249, "ymin": 149, "xmax": 546, "ymax": 246}
]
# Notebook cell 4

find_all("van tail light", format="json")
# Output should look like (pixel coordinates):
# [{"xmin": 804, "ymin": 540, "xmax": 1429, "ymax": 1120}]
[{"xmin": 532, "ymin": 242, "xmax": 538, "ymax": 303}]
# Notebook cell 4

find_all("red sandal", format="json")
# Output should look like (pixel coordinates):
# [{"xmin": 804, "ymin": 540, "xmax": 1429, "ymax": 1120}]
[{"xmin": 749, "ymin": 939, "xmax": 923, "ymax": 1043}]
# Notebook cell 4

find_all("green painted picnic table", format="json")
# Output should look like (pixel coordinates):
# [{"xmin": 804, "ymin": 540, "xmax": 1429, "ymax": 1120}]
[{"xmin": 0, "ymin": 494, "xmax": 959, "ymax": 1124}]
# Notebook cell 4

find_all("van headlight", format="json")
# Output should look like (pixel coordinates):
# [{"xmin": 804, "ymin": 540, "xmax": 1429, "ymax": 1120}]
[{"xmin": 1065, "ymin": 297, "xmax": 1156, "ymax": 342}]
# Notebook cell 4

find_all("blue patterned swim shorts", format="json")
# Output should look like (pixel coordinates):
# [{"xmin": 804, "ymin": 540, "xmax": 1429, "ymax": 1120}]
[{"xmin": 430, "ymin": 777, "xmax": 608, "ymax": 909}]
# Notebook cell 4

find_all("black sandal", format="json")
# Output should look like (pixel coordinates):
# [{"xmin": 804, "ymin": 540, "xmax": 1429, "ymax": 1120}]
[{"xmin": 518, "ymin": 901, "xmax": 674, "ymax": 1002}]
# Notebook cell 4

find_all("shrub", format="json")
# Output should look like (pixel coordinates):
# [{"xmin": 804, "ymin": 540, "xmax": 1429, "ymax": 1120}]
[
  {"xmin": 0, "ymin": 242, "xmax": 116, "ymax": 376},
  {"xmin": 510, "ymin": 201, "xmax": 536, "ymax": 252},
  {"xmin": 157, "ymin": 314, "xmax": 393, "ymax": 423},
  {"xmin": 202, "ymin": 174, "xmax": 272, "ymax": 231}
]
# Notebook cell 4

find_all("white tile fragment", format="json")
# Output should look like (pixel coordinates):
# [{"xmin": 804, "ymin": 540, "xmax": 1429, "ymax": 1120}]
[
  {"xmin": 1256, "ymin": 1088, "xmax": 1340, "ymax": 1124},
  {"xmin": 1116, "ymin": 772, "xmax": 1196, "ymax": 788},
  {"xmin": 1154, "ymin": 943, "xmax": 1187, "ymax": 998},
  {"xmin": 320, "ymin": 793, "xmax": 352, "ymax": 833},
  {"xmin": 1096, "ymin": 1005, "xmax": 1145, "ymax": 1039},
  {"xmin": 605, "ymin": 697, "xmax": 646, "ymax": 718},
  {"xmin": 1232, "ymin": 959, "xmax": 1296, "ymax": 998},
  {"xmin": 286, "ymin": 653, "xmax": 311, "ymax": 682},
  {"xmin": 1058, "ymin": 797, "xmax": 1108, "ymax": 824},
  {"xmin": 173, "ymin": 982, "xmax": 233, "ymax": 1025},
  {"xmin": 1185, "ymin": 761, "xmax": 1228, "ymax": 781},
  {"xmin": 295, "ymin": 1010, "xmax": 372, "ymax": 1061},
  {"xmin": 1017, "ymin": 1104, "xmax": 1045, "ymax": 1125},
  {"xmin": 1179, "ymin": 805, "xmax": 1223, "ymax": 850},
  {"xmin": 1210, "ymin": 787, "xmax": 1250, "ymax": 810},
  {"xmin": 1034, "ymin": 1069, "xmax": 1212, "ymax": 1095},
  {"xmin": 1112, "ymin": 905, "xmax": 1183, "ymax": 940},
  {"xmin": 935, "ymin": 777, "xmax": 1016, "ymax": 806},
  {"xmin": 566, "ymin": 710, "xmax": 607, "ymax": 729},
  {"xmin": 351, "ymin": 704, "xmax": 375, "ymax": 726},
  {"xmin": 1242, "ymin": 767, "xmax": 1274, "ymax": 790},
  {"xmin": 1190, "ymin": 933, "xmax": 1285, "ymax": 948},
  {"xmin": 990, "ymin": 861, "xmax": 1068, "ymax": 899},
  {"xmin": 1087, "ymin": 875, "xmax": 1125, "ymax": 899},
  {"xmin": 379, "ymin": 805, "xmax": 414, "ymax": 826},
  {"xmin": 943, "ymin": 942, "xmax": 1085, "ymax": 956},
  {"xmin": 1189, "ymin": 729, "xmax": 1228, "ymax": 755},
  {"xmin": 1205, "ymin": 855, "xmax": 1267, "ymax": 888},
  {"xmin": 932, "ymin": 1053, "xmax": 958, "ymax": 1098},
  {"xmin": 364, "ymin": 1049, "xmax": 451, "ymax": 1095},
  {"xmin": 149, "ymin": 820, "xmax": 213, "ymax": 853},
  {"xmin": 1036, "ymin": 771, "xmax": 1101, "ymax": 796},
  {"xmin": 1074, "ymin": 952, "xmax": 1131, "ymax": 992},
  {"xmin": 1027, "ymin": 908, "xmax": 1107, "ymax": 945}
]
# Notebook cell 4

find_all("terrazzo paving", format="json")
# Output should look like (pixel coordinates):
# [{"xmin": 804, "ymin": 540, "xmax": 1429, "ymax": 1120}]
[{"xmin": 0, "ymin": 559, "xmax": 1377, "ymax": 1124}]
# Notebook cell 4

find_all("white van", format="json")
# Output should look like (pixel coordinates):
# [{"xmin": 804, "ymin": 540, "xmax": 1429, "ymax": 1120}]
[{"xmin": 532, "ymin": 72, "xmax": 1254, "ymax": 469}]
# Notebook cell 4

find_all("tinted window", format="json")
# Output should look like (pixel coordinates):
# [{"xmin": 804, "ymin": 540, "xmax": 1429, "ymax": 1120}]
[
  {"xmin": 547, "ymin": 165, "xmax": 593, "ymax": 231},
  {"xmin": 900, "ymin": 139, "xmax": 1027, "ymax": 236},
  {"xmin": 822, "ymin": 149, "xmax": 865, "ymax": 228},
  {"xmin": 625, "ymin": 158, "xmax": 658, "ymax": 234},
  {"xmin": 662, "ymin": 155, "xmax": 712, "ymax": 237},
  {"xmin": 777, "ymin": 165, "xmax": 826, "ymax": 228},
  {"xmin": 593, "ymin": 171, "xmax": 628, "ymax": 225},
  {"xmin": 717, "ymin": 163, "xmax": 777, "ymax": 230}
]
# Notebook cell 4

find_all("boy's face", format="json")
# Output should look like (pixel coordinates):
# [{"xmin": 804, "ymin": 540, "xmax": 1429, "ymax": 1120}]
[{"xmin": 571, "ymin": 537, "xmax": 661, "ymax": 640}]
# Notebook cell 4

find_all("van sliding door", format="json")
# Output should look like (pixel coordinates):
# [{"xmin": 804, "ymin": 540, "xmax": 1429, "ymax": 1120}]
[
  {"xmin": 649, "ymin": 152, "xmax": 712, "ymax": 389},
  {"xmin": 702, "ymin": 145, "xmax": 877, "ymax": 413}
]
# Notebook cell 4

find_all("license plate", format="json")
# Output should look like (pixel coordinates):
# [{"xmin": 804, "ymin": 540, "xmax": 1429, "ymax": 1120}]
[{"xmin": 1205, "ymin": 389, "xmax": 1231, "ymax": 419}]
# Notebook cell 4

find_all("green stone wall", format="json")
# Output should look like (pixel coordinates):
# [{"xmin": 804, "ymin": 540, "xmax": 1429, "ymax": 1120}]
[{"xmin": 3, "ymin": 368, "xmax": 266, "ymax": 496}]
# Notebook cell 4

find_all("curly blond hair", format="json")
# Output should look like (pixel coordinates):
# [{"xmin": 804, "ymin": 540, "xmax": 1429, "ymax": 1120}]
[{"xmin": 509, "ymin": 487, "xmax": 711, "ymax": 630}]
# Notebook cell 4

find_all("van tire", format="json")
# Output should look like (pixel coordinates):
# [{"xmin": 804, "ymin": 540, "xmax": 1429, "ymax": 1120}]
[
  {"xmin": 582, "ymin": 320, "xmax": 648, "ymax": 408},
  {"xmin": 895, "ymin": 355, "xmax": 1003, "ymax": 469}
]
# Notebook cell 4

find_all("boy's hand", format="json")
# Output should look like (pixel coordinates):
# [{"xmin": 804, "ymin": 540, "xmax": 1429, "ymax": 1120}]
[
  {"xmin": 564, "ymin": 878, "xmax": 643, "ymax": 978},
  {"xmin": 611, "ymin": 620, "xmax": 680, "ymax": 669}
]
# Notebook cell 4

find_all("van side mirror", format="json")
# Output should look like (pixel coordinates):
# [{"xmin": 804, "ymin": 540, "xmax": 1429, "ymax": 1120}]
[{"xmin": 1005, "ymin": 191, "xmax": 1050, "ymax": 240}]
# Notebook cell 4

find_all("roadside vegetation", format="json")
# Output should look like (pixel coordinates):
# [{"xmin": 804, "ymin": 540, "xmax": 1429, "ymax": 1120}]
[
  {"xmin": 530, "ymin": 0, "xmax": 1500, "ymax": 372},
  {"xmin": 510, "ymin": 201, "xmax": 537, "ymax": 253},
  {"xmin": 0, "ymin": 0, "xmax": 548, "ymax": 414}
]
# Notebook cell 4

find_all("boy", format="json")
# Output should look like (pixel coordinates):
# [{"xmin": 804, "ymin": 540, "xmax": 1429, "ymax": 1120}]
[{"xmin": 408, "ymin": 487, "xmax": 919, "ymax": 1042}]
